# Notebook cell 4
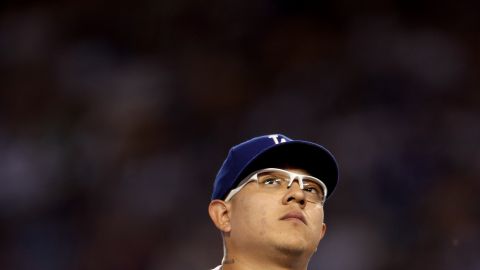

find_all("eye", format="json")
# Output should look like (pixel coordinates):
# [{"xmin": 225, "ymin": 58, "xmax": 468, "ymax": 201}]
[
  {"xmin": 303, "ymin": 185, "xmax": 322, "ymax": 194},
  {"xmin": 263, "ymin": 178, "xmax": 282, "ymax": 185}
]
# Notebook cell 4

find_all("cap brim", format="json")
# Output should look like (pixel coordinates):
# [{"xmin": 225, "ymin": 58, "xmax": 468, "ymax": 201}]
[{"xmin": 234, "ymin": 140, "xmax": 339, "ymax": 199}]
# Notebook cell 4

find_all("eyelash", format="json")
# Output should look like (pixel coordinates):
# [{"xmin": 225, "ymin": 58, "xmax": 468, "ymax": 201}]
[
  {"xmin": 303, "ymin": 187, "xmax": 318, "ymax": 193},
  {"xmin": 263, "ymin": 178, "xmax": 281, "ymax": 185},
  {"xmin": 263, "ymin": 179, "xmax": 319, "ymax": 193}
]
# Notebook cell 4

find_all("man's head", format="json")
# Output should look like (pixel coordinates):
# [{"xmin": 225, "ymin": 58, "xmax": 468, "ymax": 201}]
[{"xmin": 208, "ymin": 134, "xmax": 339, "ymax": 268}]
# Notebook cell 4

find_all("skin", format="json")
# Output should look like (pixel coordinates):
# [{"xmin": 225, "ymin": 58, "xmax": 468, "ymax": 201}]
[{"xmin": 208, "ymin": 168, "xmax": 327, "ymax": 270}]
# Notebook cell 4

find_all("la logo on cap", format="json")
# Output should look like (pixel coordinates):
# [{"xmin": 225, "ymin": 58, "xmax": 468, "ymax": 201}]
[{"xmin": 268, "ymin": 134, "xmax": 287, "ymax": 144}]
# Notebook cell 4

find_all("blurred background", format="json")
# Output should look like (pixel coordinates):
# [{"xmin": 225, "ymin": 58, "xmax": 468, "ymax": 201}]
[{"xmin": 1, "ymin": 0, "xmax": 480, "ymax": 269}]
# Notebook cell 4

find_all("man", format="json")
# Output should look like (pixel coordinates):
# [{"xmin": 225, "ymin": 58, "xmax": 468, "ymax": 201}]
[{"xmin": 208, "ymin": 134, "xmax": 339, "ymax": 270}]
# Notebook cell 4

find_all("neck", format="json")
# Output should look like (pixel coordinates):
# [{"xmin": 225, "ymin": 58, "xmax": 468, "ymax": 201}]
[{"xmin": 221, "ymin": 247, "xmax": 309, "ymax": 270}]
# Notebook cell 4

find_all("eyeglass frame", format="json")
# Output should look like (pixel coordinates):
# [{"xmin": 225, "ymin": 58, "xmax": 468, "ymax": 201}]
[{"xmin": 224, "ymin": 168, "xmax": 328, "ymax": 204}]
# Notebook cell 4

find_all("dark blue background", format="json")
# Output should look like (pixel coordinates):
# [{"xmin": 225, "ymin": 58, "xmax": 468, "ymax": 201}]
[{"xmin": 0, "ymin": 1, "xmax": 479, "ymax": 269}]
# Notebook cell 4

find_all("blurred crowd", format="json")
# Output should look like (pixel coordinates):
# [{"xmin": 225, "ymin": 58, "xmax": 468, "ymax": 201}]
[{"xmin": 1, "ymin": 0, "xmax": 479, "ymax": 269}]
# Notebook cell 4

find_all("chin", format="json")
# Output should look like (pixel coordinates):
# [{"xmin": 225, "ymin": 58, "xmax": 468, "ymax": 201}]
[
  {"xmin": 274, "ymin": 244, "xmax": 313, "ymax": 259},
  {"xmin": 273, "ymin": 237, "xmax": 312, "ymax": 256}
]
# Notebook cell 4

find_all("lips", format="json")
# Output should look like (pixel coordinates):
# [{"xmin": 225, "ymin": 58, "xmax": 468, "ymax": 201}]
[{"xmin": 280, "ymin": 211, "xmax": 307, "ymax": 225}]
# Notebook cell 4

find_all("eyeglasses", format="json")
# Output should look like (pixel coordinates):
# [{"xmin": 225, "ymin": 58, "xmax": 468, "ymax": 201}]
[{"xmin": 224, "ymin": 168, "xmax": 327, "ymax": 204}]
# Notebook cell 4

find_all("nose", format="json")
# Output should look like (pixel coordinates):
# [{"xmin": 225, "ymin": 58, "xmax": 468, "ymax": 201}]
[{"xmin": 282, "ymin": 180, "xmax": 306, "ymax": 208}]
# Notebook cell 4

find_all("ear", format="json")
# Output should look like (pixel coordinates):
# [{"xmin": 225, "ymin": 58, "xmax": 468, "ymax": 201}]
[
  {"xmin": 319, "ymin": 223, "xmax": 327, "ymax": 240},
  {"xmin": 208, "ymin": 200, "xmax": 232, "ymax": 232},
  {"xmin": 314, "ymin": 223, "xmax": 327, "ymax": 253}
]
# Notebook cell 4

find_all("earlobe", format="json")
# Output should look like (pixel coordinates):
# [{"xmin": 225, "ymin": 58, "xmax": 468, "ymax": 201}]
[{"xmin": 208, "ymin": 200, "xmax": 232, "ymax": 232}]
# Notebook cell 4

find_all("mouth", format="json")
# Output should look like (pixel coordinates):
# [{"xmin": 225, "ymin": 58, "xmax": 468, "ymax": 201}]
[{"xmin": 280, "ymin": 211, "xmax": 307, "ymax": 225}]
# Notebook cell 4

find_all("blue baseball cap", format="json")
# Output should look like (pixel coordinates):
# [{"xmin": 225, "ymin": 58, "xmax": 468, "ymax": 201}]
[{"xmin": 211, "ymin": 134, "xmax": 339, "ymax": 201}]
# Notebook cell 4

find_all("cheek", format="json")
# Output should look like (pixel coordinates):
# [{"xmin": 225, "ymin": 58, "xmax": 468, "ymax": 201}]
[
  {"xmin": 257, "ymin": 206, "xmax": 269, "ymax": 236},
  {"xmin": 308, "ymin": 206, "xmax": 325, "ymax": 230},
  {"xmin": 232, "ymin": 195, "xmax": 272, "ymax": 235}
]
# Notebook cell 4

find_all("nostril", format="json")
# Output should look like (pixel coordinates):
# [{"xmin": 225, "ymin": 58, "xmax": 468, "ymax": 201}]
[{"xmin": 287, "ymin": 196, "xmax": 305, "ymax": 205}]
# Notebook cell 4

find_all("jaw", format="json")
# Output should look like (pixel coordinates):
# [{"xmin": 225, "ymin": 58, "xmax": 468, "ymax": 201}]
[{"xmin": 272, "ymin": 233, "xmax": 316, "ymax": 255}]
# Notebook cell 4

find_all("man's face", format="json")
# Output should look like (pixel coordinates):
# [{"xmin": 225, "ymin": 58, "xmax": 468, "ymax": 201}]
[{"xmin": 227, "ymin": 168, "xmax": 327, "ymax": 258}]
